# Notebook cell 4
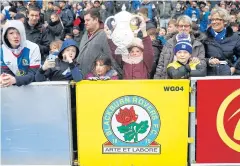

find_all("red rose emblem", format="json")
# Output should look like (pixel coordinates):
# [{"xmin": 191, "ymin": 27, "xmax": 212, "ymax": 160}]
[{"xmin": 115, "ymin": 106, "xmax": 138, "ymax": 126}]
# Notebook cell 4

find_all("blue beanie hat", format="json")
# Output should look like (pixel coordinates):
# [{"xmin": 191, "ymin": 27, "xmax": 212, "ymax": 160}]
[{"xmin": 174, "ymin": 40, "xmax": 192, "ymax": 54}]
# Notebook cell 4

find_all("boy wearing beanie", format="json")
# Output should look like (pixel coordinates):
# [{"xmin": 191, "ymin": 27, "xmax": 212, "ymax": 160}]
[{"xmin": 167, "ymin": 40, "xmax": 206, "ymax": 79}]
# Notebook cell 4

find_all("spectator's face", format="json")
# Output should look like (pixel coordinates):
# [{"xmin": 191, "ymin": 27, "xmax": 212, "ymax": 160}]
[
  {"xmin": 176, "ymin": 50, "xmax": 191, "ymax": 64},
  {"xmin": 95, "ymin": 60, "xmax": 110, "ymax": 76},
  {"xmin": 73, "ymin": 29, "xmax": 80, "ymax": 35},
  {"xmin": 230, "ymin": 15, "xmax": 237, "ymax": 23},
  {"xmin": 48, "ymin": 3, "xmax": 53, "ymax": 10},
  {"xmin": 62, "ymin": 46, "xmax": 76, "ymax": 60},
  {"xmin": 64, "ymin": 35, "xmax": 73, "ymax": 40},
  {"xmin": 50, "ymin": 15, "xmax": 58, "ymax": 22},
  {"xmin": 6, "ymin": 28, "xmax": 21, "ymax": 49},
  {"xmin": 28, "ymin": 10, "xmax": 40, "ymax": 26},
  {"xmin": 177, "ymin": 20, "xmax": 191, "ymax": 34},
  {"xmin": 129, "ymin": 47, "xmax": 143, "ymax": 57},
  {"xmin": 17, "ymin": 2, "xmax": 23, "ymax": 7},
  {"xmin": 231, "ymin": 26, "xmax": 238, "ymax": 32},
  {"xmin": 94, "ymin": 2, "xmax": 101, "ymax": 8},
  {"xmin": 84, "ymin": 14, "xmax": 98, "ymax": 32},
  {"xmin": 210, "ymin": 13, "xmax": 225, "ymax": 32},
  {"xmin": 192, "ymin": 2, "xmax": 197, "ymax": 8},
  {"xmin": 159, "ymin": 28, "xmax": 166, "ymax": 36},
  {"xmin": 167, "ymin": 24, "xmax": 177, "ymax": 34},
  {"xmin": 59, "ymin": 2, "xmax": 65, "ymax": 8}
]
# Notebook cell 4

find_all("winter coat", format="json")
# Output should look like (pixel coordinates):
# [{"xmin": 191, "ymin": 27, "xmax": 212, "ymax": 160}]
[
  {"xmin": 108, "ymin": 36, "xmax": 154, "ymax": 79},
  {"xmin": 60, "ymin": 6, "xmax": 74, "ymax": 28},
  {"xmin": 85, "ymin": 69, "xmax": 119, "ymax": 80},
  {"xmin": 47, "ymin": 20, "xmax": 64, "ymax": 41},
  {"xmin": 156, "ymin": 1, "xmax": 174, "ymax": 19},
  {"xmin": 1, "ymin": 20, "xmax": 41, "ymax": 86},
  {"xmin": 73, "ymin": 32, "xmax": 83, "ymax": 46},
  {"xmin": 76, "ymin": 29, "xmax": 122, "ymax": 77},
  {"xmin": 200, "ymin": 11, "xmax": 210, "ymax": 32},
  {"xmin": 24, "ymin": 20, "xmax": 51, "ymax": 61},
  {"xmin": 35, "ymin": 39, "xmax": 83, "ymax": 82},
  {"xmin": 150, "ymin": 39, "xmax": 163, "ymax": 78},
  {"xmin": 167, "ymin": 60, "xmax": 206, "ymax": 79},
  {"xmin": 154, "ymin": 32, "xmax": 206, "ymax": 79},
  {"xmin": 204, "ymin": 26, "xmax": 240, "ymax": 75}
]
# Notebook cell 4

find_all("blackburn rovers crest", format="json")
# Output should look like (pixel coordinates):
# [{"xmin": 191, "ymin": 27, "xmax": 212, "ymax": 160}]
[{"xmin": 102, "ymin": 95, "xmax": 161, "ymax": 154}]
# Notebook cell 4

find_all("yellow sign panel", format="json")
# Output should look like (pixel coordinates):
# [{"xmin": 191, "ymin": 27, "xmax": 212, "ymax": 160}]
[{"xmin": 76, "ymin": 80, "xmax": 189, "ymax": 166}]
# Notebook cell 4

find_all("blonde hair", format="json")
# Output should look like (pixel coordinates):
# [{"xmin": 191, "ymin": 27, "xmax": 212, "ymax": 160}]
[
  {"xmin": 176, "ymin": 15, "xmax": 192, "ymax": 27},
  {"xmin": 210, "ymin": 7, "xmax": 230, "ymax": 25},
  {"xmin": 50, "ymin": 40, "xmax": 63, "ymax": 52}
]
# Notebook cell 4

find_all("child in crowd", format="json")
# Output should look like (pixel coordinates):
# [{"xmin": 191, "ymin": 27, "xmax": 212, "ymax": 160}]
[
  {"xmin": 157, "ymin": 27, "xmax": 167, "ymax": 45},
  {"xmin": 106, "ymin": 19, "xmax": 154, "ymax": 79},
  {"xmin": 167, "ymin": 40, "xmax": 206, "ymax": 79},
  {"xmin": 64, "ymin": 33, "xmax": 74, "ymax": 40},
  {"xmin": 49, "ymin": 40, "xmax": 63, "ymax": 56},
  {"xmin": 35, "ymin": 39, "xmax": 83, "ymax": 82},
  {"xmin": 86, "ymin": 56, "xmax": 118, "ymax": 80}
]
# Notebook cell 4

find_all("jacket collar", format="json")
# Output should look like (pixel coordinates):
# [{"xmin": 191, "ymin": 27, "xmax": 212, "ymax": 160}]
[{"xmin": 206, "ymin": 26, "xmax": 234, "ymax": 38}]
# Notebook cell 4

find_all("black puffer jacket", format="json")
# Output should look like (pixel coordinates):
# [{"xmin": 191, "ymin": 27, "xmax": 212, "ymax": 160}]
[
  {"xmin": 24, "ymin": 20, "xmax": 51, "ymax": 61},
  {"xmin": 204, "ymin": 26, "xmax": 240, "ymax": 67},
  {"xmin": 150, "ymin": 39, "xmax": 163, "ymax": 78}
]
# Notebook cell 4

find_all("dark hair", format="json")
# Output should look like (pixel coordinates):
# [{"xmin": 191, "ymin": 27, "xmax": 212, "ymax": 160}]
[
  {"xmin": 28, "ymin": 6, "xmax": 40, "ymax": 14},
  {"xmin": 4, "ymin": 27, "xmax": 19, "ymax": 48},
  {"xmin": 138, "ymin": 8, "xmax": 148, "ymax": 17},
  {"xmin": 94, "ymin": 56, "xmax": 112, "ymax": 67},
  {"xmin": 84, "ymin": 8, "xmax": 101, "ymax": 22},
  {"xmin": 230, "ymin": 22, "xmax": 238, "ymax": 27},
  {"xmin": 65, "ymin": 33, "xmax": 73, "ymax": 38}
]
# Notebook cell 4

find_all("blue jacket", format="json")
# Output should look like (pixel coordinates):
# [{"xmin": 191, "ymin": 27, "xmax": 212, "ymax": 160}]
[
  {"xmin": 35, "ymin": 39, "xmax": 83, "ymax": 82},
  {"xmin": 200, "ymin": 11, "xmax": 210, "ymax": 32},
  {"xmin": 141, "ymin": 2, "xmax": 154, "ymax": 20},
  {"xmin": 184, "ymin": 7, "xmax": 200, "ymax": 20},
  {"xmin": 204, "ymin": 26, "xmax": 240, "ymax": 67}
]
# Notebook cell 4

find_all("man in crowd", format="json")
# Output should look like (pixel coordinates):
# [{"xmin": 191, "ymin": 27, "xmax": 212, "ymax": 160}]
[
  {"xmin": 24, "ymin": 6, "xmax": 50, "ymax": 62},
  {"xmin": 76, "ymin": 8, "xmax": 121, "ymax": 78}
]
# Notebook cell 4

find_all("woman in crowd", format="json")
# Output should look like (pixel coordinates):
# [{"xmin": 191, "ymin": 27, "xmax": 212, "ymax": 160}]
[{"xmin": 204, "ymin": 7, "xmax": 240, "ymax": 76}]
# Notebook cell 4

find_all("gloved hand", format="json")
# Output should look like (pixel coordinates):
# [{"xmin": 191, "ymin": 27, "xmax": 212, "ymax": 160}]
[
  {"xmin": 88, "ymin": 77, "xmax": 99, "ymax": 81},
  {"xmin": 184, "ymin": 64, "xmax": 191, "ymax": 73},
  {"xmin": 100, "ymin": 76, "xmax": 110, "ymax": 80}
]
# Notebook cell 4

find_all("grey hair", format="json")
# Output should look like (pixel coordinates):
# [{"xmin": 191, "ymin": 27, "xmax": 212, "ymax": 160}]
[
  {"xmin": 210, "ymin": 7, "xmax": 230, "ymax": 25},
  {"xmin": 176, "ymin": 15, "xmax": 193, "ymax": 27}
]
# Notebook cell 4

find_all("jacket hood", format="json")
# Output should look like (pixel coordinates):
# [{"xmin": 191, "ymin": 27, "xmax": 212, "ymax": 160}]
[
  {"xmin": 58, "ymin": 39, "xmax": 79, "ymax": 59},
  {"xmin": 2, "ymin": 20, "xmax": 26, "ymax": 48}
]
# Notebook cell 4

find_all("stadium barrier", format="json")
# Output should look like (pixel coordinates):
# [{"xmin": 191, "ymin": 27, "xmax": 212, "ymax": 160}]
[{"xmin": 1, "ymin": 77, "xmax": 240, "ymax": 166}]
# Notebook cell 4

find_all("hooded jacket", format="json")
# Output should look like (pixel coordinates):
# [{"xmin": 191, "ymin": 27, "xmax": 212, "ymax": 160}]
[
  {"xmin": 35, "ymin": 39, "xmax": 83, "ymax": 82},
  {"xmin": 0, "ymin": 20, "xmax": 41, "ymax": 86}
]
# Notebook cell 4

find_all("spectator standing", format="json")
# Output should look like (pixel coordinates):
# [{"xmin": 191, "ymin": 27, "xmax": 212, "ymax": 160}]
[
  {"xmin": 59, "ymin": 0, "xmax": 74, "ymax": 34},
  {"xmin": 44, "ymin": 1, "xmax": 54, "ymax": 24},
  {"xmin": 76, "ymin": 8, "xmax": 121, "ymax": 78},
  {"xmin": 24, "ymin": 6, "xmax": 51, "ymax": 62}
]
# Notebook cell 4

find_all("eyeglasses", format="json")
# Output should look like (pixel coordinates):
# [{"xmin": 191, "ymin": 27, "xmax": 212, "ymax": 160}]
[
  {"xmin": 210, "ymin": 18, "xmax": 223, "ymax": 22},
  {"xmin": 177, "ymin": 25, "xmax": 191, "ymax": 28}
]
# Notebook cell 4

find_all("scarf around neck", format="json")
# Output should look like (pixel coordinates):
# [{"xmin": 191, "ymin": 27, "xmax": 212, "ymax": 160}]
[{"xmin": 210, "ymin": 27, "xmax": 226, "ymax": 42}]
